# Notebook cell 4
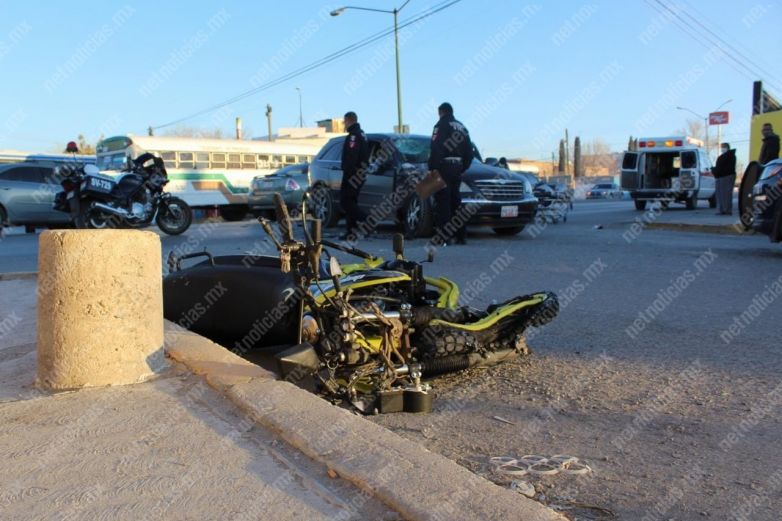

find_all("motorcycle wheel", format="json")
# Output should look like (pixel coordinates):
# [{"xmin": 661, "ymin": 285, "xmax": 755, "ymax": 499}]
[{"xmin": 156, "ymin": 197, "xmax": 192, "ymax": 235}]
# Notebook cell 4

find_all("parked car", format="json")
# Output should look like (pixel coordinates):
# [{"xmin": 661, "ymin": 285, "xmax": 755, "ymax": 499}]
[
  {"xmin": 248, "ymin": 163, "xmax": 309, "ymax": 218},
  {"xmin": 0, "ymin": 161, "xmax": 73, "ymax": 231},
  {"xmin": 587, "ymin": 183, "xmax": 623, "ymax": 199},
  {"xmin": 747, "ymin": 159, "xmax": 782, "ymax": 242},
  {"xmin": 307, "ymin": 134, "xmax": 538, "ymax": 237}
]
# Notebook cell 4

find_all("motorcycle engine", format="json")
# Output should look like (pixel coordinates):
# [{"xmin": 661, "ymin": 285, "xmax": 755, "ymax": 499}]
[{"xmin": 130, "ymin": 190, "xmax": 153, "ymax": 219}]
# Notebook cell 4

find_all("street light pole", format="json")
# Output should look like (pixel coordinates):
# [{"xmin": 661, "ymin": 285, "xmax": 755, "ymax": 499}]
[
  {"xmin": 677, "ymin": 99, "xmax": 733, "ymax": 158},
  {"xmin": 331, "ymin": 1, "xmax": 410, "ymax": 133},
  {"xmin": 393, "ymin": 7, "xmax": 403, "ymax": 133},
  {"xmin": 713, "ymin": 99, "xmax": 732, "ymax": 155}
]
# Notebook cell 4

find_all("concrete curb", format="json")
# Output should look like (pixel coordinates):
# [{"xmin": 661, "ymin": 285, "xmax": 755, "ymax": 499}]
[
  {"xmin": 646, "ymin": 222, "xmax": 746, "ymax": 235},
  {"xmin": 0, "ymin": 271, "xmax": 37, "ymax": 281},
  {"xmin": 163, "ymin": 320, "xmax": 566, "ymax": 521}
]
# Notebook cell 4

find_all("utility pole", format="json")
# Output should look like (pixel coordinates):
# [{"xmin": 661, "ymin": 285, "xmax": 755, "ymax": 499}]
[{"xmin": 296, "ymin": 87, "xmax": 304, "ymax": 128}]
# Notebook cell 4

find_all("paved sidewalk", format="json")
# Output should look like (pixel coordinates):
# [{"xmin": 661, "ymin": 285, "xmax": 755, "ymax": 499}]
[
  {"xmin": 628, "ymin": 200, "xmax": 746, "ymax": 235},
  {"xmin": 0, "ymin": 279, "xmax": 400, "ymax": 520}
]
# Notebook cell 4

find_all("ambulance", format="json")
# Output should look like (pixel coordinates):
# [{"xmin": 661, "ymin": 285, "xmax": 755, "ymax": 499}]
[{"xmin": 620, "ymin": 136, "xmax": 716, "ymax": 210}]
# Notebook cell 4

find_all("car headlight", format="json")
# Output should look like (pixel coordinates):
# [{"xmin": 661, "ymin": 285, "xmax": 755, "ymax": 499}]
[
  {"xmin": 459, "ymin": 181, "xmax": 473, "ymax": 193},
  {"xmin": 522, "ymin": 179, "xmax": 532, "ymax": 194}
]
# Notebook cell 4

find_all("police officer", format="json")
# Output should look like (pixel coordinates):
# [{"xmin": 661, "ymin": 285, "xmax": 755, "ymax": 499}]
[
  {"xmin": 340, "ymin": 111, "xmax": 370, "ymax": 239},
  {"xmin": 428, "ymin": 102, "xmax": 473, "ymax": 245}
]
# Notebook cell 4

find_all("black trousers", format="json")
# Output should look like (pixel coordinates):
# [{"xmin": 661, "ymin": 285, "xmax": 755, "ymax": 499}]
[
  {"xmin": 340, "ymin": 172, "xmax": 365, "ymax": 232},
  {"xmin": 434, "ymin": 161, "xmax": 466, "ymax": 241}
]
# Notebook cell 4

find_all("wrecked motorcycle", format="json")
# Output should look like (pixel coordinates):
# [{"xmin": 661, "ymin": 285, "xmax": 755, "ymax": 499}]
[{"xmin": 163, "ymin": 194, "xmax": 558, "ymax": 413}]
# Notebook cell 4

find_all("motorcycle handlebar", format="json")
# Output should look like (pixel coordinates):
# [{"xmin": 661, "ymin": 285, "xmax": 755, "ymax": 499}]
[
  {"xmin": 321, "ymin": 239, "xmax": 377, "ymax": 261},
  {"xmin": 274, "ymin": 192, "xmax": 294, "ymax": 242}
]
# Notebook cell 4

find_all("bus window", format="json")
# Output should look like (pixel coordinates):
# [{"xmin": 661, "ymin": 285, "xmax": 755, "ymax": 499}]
[
  {"xmin": 285, "ymin": 155, "xmax": 296, "ymax": 165},
  {"xmin": 212, "ymin": 153, "xmax": 226, "ymax": 169},
  {"xmin": 160, "ymin": 151, "xmax": 176, "ymax": 169},
  {"xmin": 195, "ymin": 152, "xmax": 209, "ymax": 169},
  {"xmin": 258, "ymin": 154, "xmax": 270, "ymax": 167},
  {"xmin": 242, "ymin": 154, "xmax": 256, "ymax": 169},
  {"xmin": 178, "ymin": 152, "xmax": 194, "ymax": 169},
  {"xmin": 228, "ymin": 153, "xmax": 241, "ymax": 169},
  {"xmin": 272, "ymin": 155, "xmax": 283, "ymax": 167}
]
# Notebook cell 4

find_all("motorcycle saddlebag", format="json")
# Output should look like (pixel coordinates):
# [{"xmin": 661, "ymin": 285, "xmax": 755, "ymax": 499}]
[
  {"xmin": 81, "ymin": 174, "xmax": 117, "ymax": 201},
  {"xmin": 163, "ymin": 255, "xmax": 302, "ymax": 352}
]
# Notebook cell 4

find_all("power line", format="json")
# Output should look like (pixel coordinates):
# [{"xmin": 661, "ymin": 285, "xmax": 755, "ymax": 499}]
[
  {"xmin": 648, "ymin": 0, "xmax": 774, "ymax": 89},
  {"xmin": 152, "ymin": 0, "xmax": 461, "ymax": 130},
  {"xmin": 676, "ymin": 0, "xmax": 781, "ymax": 90}
]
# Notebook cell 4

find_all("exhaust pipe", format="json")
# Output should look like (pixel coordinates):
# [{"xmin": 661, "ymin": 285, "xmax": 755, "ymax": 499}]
[{"xmin": 92, "ymin": 202, "xmax": 130, "ymax": 218}]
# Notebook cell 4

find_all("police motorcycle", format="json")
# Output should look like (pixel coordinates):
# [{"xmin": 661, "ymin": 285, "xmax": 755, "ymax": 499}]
[
  {"xmin": 163, "ymin": 194, "xmax": 559, "ymax": 413},
  {"xmin": 53, "ymin": 153, "xmax": 192, "ymax": 235}
]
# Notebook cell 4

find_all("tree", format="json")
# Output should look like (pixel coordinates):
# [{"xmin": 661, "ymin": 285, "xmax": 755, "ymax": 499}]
[
  {"xmin": 582, "ymin": 137, "xmax": 616, "ymax": 171},
  {"xmin": 678, "ymin": 118, "xmax": 709, "ymax": 147},
  {"xmin": 558, "ymin": 139, "xmax": 566, "ymax": 173},
  {"xmin": 77, "ymin": 134, "xmax": 95, "ymax": 155},
  {"xmin": 573, "ymin": 136, "xmax": 582, "ymax": 178}
]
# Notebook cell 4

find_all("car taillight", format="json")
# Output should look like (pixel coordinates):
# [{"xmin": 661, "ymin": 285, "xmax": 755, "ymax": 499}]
[{"xmin": 286, "ymin": 179, "xmax": 301, "ymax": 191}]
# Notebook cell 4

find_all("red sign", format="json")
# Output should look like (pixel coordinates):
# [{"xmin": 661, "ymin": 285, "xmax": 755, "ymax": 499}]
[{"xmin": 709, "ymin": 111, "xmax": 730, "ymax": 125}]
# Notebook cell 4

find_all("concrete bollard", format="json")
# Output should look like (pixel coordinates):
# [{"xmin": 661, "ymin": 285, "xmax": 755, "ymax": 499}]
[{"xmin": 36, "ymin": 229, "xmax": 165, "ymax": 390}]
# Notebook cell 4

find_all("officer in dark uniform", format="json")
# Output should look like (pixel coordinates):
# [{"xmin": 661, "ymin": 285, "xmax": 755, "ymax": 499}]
[
  {"xmin": 340, "ymin": 111, "xmax": 370, "ymax": 239},
  {"xmin": 428, "ymin": 102, "xmax": 473, "ymax": 245}
]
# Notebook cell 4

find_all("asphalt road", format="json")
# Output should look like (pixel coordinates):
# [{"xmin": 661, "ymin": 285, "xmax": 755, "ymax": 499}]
[
  {"xmin": 0, "ymin": 200, "xmax": 656, "ymax": 274},
  {"xmin": 3, "ymin": 200, "xmax": 781, "ymax": 519}
]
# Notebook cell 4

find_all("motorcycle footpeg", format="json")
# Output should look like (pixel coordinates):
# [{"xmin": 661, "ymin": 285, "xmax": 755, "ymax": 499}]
[{"xmin": 275, "ymin": 343, "xmax": 320, "ymax": 382}]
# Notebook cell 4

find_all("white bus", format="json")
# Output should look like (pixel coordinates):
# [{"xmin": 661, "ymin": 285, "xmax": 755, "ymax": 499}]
[{"xmin": 95, "ymin": 134, "xmax": 324, "ymax": 220}]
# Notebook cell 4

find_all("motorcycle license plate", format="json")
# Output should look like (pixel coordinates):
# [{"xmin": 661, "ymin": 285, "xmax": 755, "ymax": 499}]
[
  {"xmin": 88, "ymin": 176, "xmax": 113, "ymax": 193},
  {"xmin": 501, "ymin": 205, "xmax": 518, "ymax": 218}
]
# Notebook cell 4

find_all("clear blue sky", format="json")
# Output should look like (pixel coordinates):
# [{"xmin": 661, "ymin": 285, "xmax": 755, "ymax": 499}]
[{"xmin": 1, "ymin": 0, "xmax": 779, "ymax": 164}]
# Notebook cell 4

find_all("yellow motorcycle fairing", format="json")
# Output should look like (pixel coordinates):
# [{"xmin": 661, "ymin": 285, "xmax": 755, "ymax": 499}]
[{"xmin": 428, "ymin": 293, "xmax": 547, "ymax": 331}]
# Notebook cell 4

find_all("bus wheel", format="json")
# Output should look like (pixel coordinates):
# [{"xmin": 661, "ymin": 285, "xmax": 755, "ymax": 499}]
[
  {"xmin": 219, "ymin": 205, "xmax": 247, "ymax": 222},
  {"xmin": 634, "ymin": 200, "xmax": 647, "ymax": 211}
]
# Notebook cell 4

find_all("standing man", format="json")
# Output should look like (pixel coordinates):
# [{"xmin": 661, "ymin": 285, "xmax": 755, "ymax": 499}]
[
  {"xmin": 759, "ymin": 123, "xmax": 780, "ymax": 164},
  {"xmin": 713, "ymin": 142, "xmax": 736, "ymax": 215},
  {"xmin": 340, "ymin": 111, "xmax": 369, "ymax": 240},
  {"xmin": 428, "ymin": 102, "xmax": 474, "ymax": 245}
]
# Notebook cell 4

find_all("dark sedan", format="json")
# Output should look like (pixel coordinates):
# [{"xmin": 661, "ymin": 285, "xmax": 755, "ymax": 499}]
[
  {"xmin": 749, "ymin": 159, "xmax": 782, "ymax": 241},
  {"xmin": 308, "ymin": 133, "xmax": 538, "ymax": 237}
]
